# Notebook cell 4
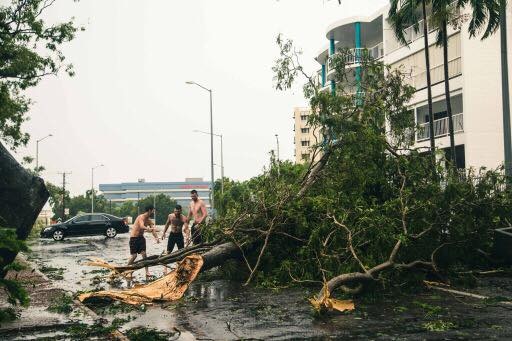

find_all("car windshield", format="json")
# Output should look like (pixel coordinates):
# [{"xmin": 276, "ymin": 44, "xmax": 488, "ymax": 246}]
[{"xmin": 63, "ymin": 217, "xmax": 75, "ymax": 223}]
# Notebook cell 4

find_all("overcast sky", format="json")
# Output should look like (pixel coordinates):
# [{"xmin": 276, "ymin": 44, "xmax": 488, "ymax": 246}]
[{"xmin": 13, "ymin": 0, "xmax": 386, "ymax": 195}]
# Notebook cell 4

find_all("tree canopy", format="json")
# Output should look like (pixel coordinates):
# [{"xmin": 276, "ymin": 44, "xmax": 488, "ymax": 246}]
[{"xmin": 0, "ymin": 0, "xmax": 81, "ymax": 149}]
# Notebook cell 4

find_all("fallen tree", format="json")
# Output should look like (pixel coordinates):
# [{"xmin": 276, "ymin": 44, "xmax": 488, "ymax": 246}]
[{"xmin": 84, "ymin": 41, "xmax": 512, "ymax": 312}]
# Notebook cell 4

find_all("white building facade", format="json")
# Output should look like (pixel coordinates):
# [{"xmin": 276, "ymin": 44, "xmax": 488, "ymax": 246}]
[{"xmin": 315, "ymin": 4, "xmax": 512, "ymax": 170}]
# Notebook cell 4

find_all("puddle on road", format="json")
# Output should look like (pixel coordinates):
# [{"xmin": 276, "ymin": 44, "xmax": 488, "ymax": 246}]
[{"xmin": 29, "ymin": 235, "xmax": 169, "ymax": 291}]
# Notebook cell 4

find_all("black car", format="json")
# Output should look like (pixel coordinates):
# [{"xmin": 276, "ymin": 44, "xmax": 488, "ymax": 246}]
[{"xmin": 40, "ymin": 213, "xmax": 129, "ymax": 241}]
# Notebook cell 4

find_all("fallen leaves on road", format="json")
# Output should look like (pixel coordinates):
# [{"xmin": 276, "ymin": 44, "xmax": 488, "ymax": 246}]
[{"xmin": 78, "ymin": 255, "xmax": 203, "ymax": 305}]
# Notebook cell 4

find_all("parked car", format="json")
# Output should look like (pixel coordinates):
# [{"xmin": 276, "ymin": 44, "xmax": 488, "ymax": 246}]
[{"xmin": 40, "ymin": 213, "xmax": 129, "ymax": 241}]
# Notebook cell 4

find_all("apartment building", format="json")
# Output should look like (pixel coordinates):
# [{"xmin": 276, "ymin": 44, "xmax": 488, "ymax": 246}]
[
  {"xmin": 314, "ymin": 3, "xmax": 512, "ymax": 170},
  {"xmin": 294, "ymin": 107, "xmax": 322, "ymax": 164}
]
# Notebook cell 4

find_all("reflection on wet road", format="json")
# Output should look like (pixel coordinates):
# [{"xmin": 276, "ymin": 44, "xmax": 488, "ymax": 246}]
[{"xmin": 30, "ymin": 234, "xmax": 168, "ymax": 291}]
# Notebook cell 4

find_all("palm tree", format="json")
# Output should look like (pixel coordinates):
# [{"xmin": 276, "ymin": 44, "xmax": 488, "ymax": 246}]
[
  {"xmin": 455, "ymin": 0, "xmax": 509, "ymax": 176},
  {"xmin": 389, "ymin": 0, "xmax": 436, "ymax": 160},
  {"xmin": 430, "ymin": 0, "xmax": 458, "ymax": 169}
]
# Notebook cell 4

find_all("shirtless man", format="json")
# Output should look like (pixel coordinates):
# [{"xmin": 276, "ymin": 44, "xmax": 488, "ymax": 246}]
[
  {"xmin": 161, "ymin": 205, "xmax": 189, "ymax": 253},
  {"xmin": 127, "ymin": 204, "xmax": 159, "ymax": 279},
  {"xmin": 188, "ymin": 189, "xmax": 208, "ymax": 245}
]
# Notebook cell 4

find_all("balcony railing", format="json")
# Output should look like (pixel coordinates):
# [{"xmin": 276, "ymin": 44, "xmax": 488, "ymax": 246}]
[
  {"xmin": 326, "ymin": 42, "xmax": 384, "ymax": 73},
  {"xmin": 409, "ymin": 57, "xmax": 462, "ymax": 89},
  {"xmin": 402, "ymin": 2, "xmax": 458, "ymax": 45},
  {"xmin": 368, "ymin": 42, "xmax": 384, "ymax": 60},
  {"xmin": 416, "ymin": 113, "xmax": 463, "ymax": 141}
]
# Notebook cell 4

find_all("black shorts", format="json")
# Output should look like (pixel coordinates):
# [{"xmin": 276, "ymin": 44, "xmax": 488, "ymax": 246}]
[
  {"xmin": 191, "ymin": 224, "xmax": 202, "ymax": 245},
  {"xmin": 167, "ymin": 232, "xmax": 184, "ymax": 252},
  {"xmin": 129, "ymin": 236, "xmax": 146, "ymax": 254}
]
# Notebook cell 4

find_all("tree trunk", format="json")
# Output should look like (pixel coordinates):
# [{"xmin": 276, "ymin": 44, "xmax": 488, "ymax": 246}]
[
  {"xmin": 105, "ymin": 242, "xmax": 241, "ymax": 273},
  {"xmin": 422, "ymin": 0, "xmax": 436, "ymax": 165},
  {"xmin": 0, "ymin": 141, "xmax": 49, "ymax": 277},
  {"xmin": 442, "ymin": 20, "xmax": 456, "ymax": 169}
]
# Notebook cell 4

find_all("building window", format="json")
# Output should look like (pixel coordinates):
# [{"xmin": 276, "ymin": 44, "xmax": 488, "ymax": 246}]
[
  {"xmin": 301, "ymin": 115, "xmax": 308, "ymax": 121},
  {"xmin": 301, "ymin": 140, "xmax": 310, "ymax": 147},
  {"xmin": 301, "ymin": 153, "xmax": 310, "ymax": 161},
  {"xmin": 301, "ymin": 128, "xmax": 310, "ymax": 134}
]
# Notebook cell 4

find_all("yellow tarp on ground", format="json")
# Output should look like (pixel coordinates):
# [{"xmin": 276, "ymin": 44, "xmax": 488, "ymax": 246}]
[{"xmin": 78, "ymin": 255, "xmax": 203, "ymax": 305}]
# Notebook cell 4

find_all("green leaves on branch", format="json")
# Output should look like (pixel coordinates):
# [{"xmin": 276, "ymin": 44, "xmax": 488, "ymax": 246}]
[
  {"xmin": 0, "ymin": 0, "xmax": 82, "ymax": 149},
  {"xmin": 0, "ymin": 227, "xmax": 29, "ymax": 307}
]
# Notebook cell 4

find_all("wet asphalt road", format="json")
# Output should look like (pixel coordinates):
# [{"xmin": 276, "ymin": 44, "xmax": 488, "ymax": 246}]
[
  {"xmin": 28, "ymin": 233, "xmax": 512, "ymax": 340},
  {"xmin": 30, "ymin": 231, "xmax": 168, "ymax": 291}
]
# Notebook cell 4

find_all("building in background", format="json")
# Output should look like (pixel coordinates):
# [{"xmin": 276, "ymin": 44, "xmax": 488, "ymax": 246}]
[
  {"xmin": 99, "ymin": 178, "xmax": 211, "ymax": 208},
  {"xmin": 313, "ymin": 3, "xmax": 512, "ymax": 171},
  {"xmin": 293, "ymin": 107, "xmax": 322, "ymax": 164}
]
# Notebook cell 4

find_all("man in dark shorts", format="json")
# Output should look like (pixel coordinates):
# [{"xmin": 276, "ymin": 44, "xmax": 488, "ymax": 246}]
[
  {"xmin": 187, "ymin": 189, "xmax": 208, "ymax": 245},
  {"xmin": 161, "ymin": 205, "xmax": 189, "ymax": 253},
  {"xmin": 127, "ymin": 204, "xmax": 159, "ymax": 279}
]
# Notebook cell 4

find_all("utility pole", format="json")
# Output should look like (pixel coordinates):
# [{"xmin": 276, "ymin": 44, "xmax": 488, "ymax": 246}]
[
  {"xmin": 91, "ymin": 164, "xmax": 104, "ymax": 213},
  {"xmin": 58, "ymin": 171, "xmax": 72, "ymax": 220},
  {"xmin": 500, "ymin": 1, "xmax": 512, "ymax": 179}
]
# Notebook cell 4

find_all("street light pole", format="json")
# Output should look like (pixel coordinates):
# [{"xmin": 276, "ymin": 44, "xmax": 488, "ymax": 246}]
[
  {"xmin": 220, "ymin": 134, "xmax": 224, "ymax": 195},
  {"xmin": 186, "ymin": 81, "xmax": 215, "ymax": 210},
  {"xmin": 91, "ymin": 164, "xmax": 104, "ymax": 213},
  {"xmin": 192, "ymin": 130, "xmax": 224, "ymax": 195},
  {"xmin": 275, "ymin": 134, "xmax": 280, "ymax": 161},
  {"xmin": 35, "ymin": 134, "xmax": 53, "ymax": 171}
]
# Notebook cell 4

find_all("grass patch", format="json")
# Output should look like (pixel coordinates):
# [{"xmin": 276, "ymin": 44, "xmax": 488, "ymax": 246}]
[
  {"xmin": 40, "ymin": 266, "xmax": 64, "ymax": 280},
  {"xmin": 0, "ymin": 307, "xmax": 18, "ymax": 323},
  {"xmin": 90, "ymin": 300, "xmax": 138, "ymax": 315},
  {"xmin": 48, "ymin": 293, "xmax": 73, "ymax": 314},
  {"xmin": 412, "ymin": 300, "xmax": 444, "ymax": 318},
  {"xmin": 423, "ymin": 320, "xmax": 456, "ymax": 332},
  {"xmin": 393, "ymin": 305, "xmax": 408, "ymax": 313},
  {"xmin": 126, "ymin": 327, "xmax": 175, "ymax": 341},
  {"xmin": 66, "ymin": 322, "xmax": 116, "ymax": 339},
  {"xmin": 89, "ymin": 269, "xmax": 110, "ymax": 274}
]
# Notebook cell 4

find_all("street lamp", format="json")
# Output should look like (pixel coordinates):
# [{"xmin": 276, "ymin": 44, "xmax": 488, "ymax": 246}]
[
  {"xmin": 193, "ymin": 130, "xmax": 224, "ymax": 195},
  {"xmin": 186, "ymin": 81, "xmax": 215, "ymax": 209},
  {"xmin": 35, "ymin": 134, "xmax": 53, "ymax": 171},
  {"xmin": 91, "ymin": 164, "xmax": 104, "ymax": 213}
]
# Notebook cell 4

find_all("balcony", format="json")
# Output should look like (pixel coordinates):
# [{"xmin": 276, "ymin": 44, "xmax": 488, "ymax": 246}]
[
  {"xmin": 326, "ymin": 42, "xmax": 384, "ymax": 74},
  {"xmin": 407, "ymin": 57, "xmax": 462, "ymax": 89},
  {"xmin": 416, "ymin": 113, "xmax": 463, "ymax": 141},
  {"xmin": 387, "ymin": 1, "xmax": 460, "ymax": 53}
]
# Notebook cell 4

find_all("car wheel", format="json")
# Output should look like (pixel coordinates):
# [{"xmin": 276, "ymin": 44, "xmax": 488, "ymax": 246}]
[
  {"xmin": 53, "ymin": 230, "xmax": 64, "ymax": 241},
  {"xmin": 105, "ymin": 227, "xmax": 117, "ymax": 238}
]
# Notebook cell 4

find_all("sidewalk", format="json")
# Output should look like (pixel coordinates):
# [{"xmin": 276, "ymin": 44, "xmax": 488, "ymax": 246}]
[{"xmin": 0, "ymin": 254, "xmax": 124, "ymax": 340}]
